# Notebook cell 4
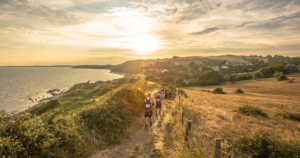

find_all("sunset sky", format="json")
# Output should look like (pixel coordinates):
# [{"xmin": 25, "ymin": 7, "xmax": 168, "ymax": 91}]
[{"xmin": 1, "ymin": 0, "xmax": 300, "ymax": 66}]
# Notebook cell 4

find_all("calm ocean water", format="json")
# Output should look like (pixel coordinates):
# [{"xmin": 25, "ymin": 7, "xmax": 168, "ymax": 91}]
[{"xmin": 0, "ymin": 67, "xmax": 123, "ymax": 113}]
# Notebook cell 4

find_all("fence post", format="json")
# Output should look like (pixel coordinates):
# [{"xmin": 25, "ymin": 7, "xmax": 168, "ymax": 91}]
[
  {"xmin": 179, "ymin": 95, "xmax": 181, "ymax": 107},
  {"xmin": 182, "ymin": 112, "xmax": 184, "ymax": 124},
  {"xmin": 214, "ymin": 139, "xmax": 221, "ymax": 158},
  {"xmin": 185, "ymin": 120, "xmax": 192, "ymax": 142}
]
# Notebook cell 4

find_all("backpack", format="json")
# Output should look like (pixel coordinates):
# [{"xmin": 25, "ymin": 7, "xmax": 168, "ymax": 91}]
[
  {"xmin": 156, "ymin": 94, "xmax": 161, "ymax": 104},
  {"xmin": 145, "ymin": 98, "xmax": 152, "ymax": 109}
]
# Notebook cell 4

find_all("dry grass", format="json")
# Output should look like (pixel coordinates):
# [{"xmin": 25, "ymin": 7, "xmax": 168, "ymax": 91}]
[{"xmin": 167, "ymin": 75, "xmax": 300, "ymax": 157}]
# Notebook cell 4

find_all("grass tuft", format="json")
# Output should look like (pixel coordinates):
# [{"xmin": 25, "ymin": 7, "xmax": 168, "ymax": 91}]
[{"xmin": 238, "ymin": 105, "xmax": 268, "ymax": 117}]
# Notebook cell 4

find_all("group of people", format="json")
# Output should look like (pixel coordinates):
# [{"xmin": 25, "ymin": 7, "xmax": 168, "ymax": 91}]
[{"xmin": 143, "ymin": 87, "xmax": 177, "ymax": 129}]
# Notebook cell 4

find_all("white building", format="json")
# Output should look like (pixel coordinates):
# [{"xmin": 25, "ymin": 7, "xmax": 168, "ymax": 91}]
[
  {"xmin": 246, "ymin": 62, "xmax": 253, "ymax": 65},
  {"xmin": 212, "ymin": 66, "xmax": 219, "ymax": 71},
  {"xmin": 199, "ymin": 67, "xmax": 202, "ymax": 71},
  {"xmin": 184, "ymin": 79, "xmax": 196, "ymax": 84},
  {"xmin": 221, "ymin": 65, "xmax": 229, "ymax": 69}
]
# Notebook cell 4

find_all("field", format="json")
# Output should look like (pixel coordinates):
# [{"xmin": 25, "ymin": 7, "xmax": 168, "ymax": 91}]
[{"xmin": 168, "ymin": 74, "xmax": 300, "ymax": 157}]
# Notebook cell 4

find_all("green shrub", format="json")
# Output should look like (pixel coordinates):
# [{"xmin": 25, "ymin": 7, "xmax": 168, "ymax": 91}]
[
  {"xmin": 31, "ymin": 99, "xmax": 62, "ymax": 115},
  {"xmin": 0, "ymin": 110, "xmax": 92, "ymax": 157},
  {"xmin": 274, "ymin": 71, "xmax": 283, "ymax": 78},
  {"xmin": 277, "ymin": 75, "xmax": 288, "ymax": 81},
  {"xmin": 227, "ymin": 131, "xmax": 300, "ymax": 158},
  {"xmin": 252, "ymin": 71, "xmax": 264, "ymax": 80},
  {"xmin": 236, "ymin": 88, "xmax": 244, "ymax": 93},
  {"xmin": 79, "ymin": 87, "xmax": 145, "ymax": 143},
  {"xmin": 177, "ymin": 89, "xmax": 188, "ymax": 98},
  {"xmin": 277, "ymin": 112, "xmax": 300, "ymax": 121},
  {"xmin": 238, "ymin": 105, "xmax": 268, "ymax": 117},
  {"xmin": 288, "ymin": 78, "xmax": 295, "ymax": 83},
  {"xmin": 213, "ymin": 87, "xmax": 225, "ymax": 94}
]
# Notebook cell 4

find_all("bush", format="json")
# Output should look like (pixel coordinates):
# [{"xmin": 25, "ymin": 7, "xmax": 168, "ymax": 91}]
[
  {"xmin": 277, "ymin": 75, "xmax": 288, "ymax": 81},
  {"xmin": 238, "ymin": 105, "xmax": 268, "ymax": 117},
  {"xmin": 213, "ymin": 87, "xmax": 225, "ymax": 94},
  {"xmin": 252, "ymin": 71, "xmax": 264, "ymax": 80},
  {"xmin": 31, "ymin": 99, "xmax": 62, "ymax": 115},
  {"xmin": 227, "ymin": 131, "xmax": 300, "ymax": 158},
  {"xmin": 236, "ymin": 88, "xmax": 244, "ymax": 93},
  {"xmin": 288, "ymin": 78, "xmax": 295, "ymax": 83},
  {"xmin": 277, "ymin": 112, "xmax": 300, "ymax": 121},
  {"xmin": 118, "ymin": 78, "xmax": 128, "ymax": 84},
  {"xmin": 274, "ymin": 71, "xmax": 283, "ymax": 78},
  {"xmin": 177, "ymin": 89, "xmax": 188, "ymax": 98}
]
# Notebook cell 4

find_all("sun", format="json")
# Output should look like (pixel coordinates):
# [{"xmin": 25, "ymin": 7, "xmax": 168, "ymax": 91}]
[{"xmin": 131, "ymin": 35, "xmax": 158, "ymax": 53}]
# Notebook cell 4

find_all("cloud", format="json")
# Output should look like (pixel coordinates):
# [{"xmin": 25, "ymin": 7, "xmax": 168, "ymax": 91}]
[
  {"xmin": 0, "ymin": 0, "xmax": 84, "ymax": 25},
  {"xmin": 188, "ymin": 27, "xmax": 219, "ymax": 35}
]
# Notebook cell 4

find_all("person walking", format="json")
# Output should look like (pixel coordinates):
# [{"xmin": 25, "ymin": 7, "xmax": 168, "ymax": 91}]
[
  {"xmin": 155, "ymin": 91, "xmax": 164, "ymax": 117},
  {"xmin": 143, "ymin": 93, "xmax": 154, "ymax": 129},
  {"xmin": 172, "ymin": 88, "xmax": 176, "ymax": 99},
  {"xmin": 161, "ymin": 87, "xmax": 166, "ymax": 100}
]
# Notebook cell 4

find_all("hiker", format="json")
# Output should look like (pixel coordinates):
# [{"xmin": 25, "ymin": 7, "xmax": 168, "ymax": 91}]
[
  {"xmin": 172, "ymin": 88, "xmax": 176, "ymax": 99},
  {"xmin": 161, "ymin": 87, "xmax": 166, "ymax": 100},
  {"xmin": 143, "ymin": 93, "xmax": 154, "ymax": 129},
  {"xmin": 155, "ymin": 91, "xmax": 164, "ymax": 116}
]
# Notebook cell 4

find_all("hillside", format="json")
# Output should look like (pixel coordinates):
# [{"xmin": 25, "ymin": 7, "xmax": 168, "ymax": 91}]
[{"xmin": 166, "ymin": 73, "xmax": 300, "ymax": 157}]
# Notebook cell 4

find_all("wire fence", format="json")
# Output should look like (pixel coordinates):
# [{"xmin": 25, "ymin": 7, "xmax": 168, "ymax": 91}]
[{"xmin": 178, "ymin": 96, "xmax": 241, "ymax": 158}]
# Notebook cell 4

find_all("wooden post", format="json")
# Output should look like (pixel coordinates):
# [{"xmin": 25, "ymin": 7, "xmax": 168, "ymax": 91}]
[
  {"xmin": 214, "ymin": 139, "xmax": 221, "ymax": 158},
  {"xmin": 179, "ymin": 96, "xmax": 181, "ymax": 107},
  {"xmin": 185, "ymin": 120, "xmax": 192, "ymax": 142},
  {"xmin": 182, "ymin": 112, "xmax": 184, "ymax": 124}
]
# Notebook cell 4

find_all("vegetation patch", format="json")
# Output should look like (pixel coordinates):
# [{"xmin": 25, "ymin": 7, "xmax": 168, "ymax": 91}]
[
  {"xmin": 31, "ymin": 99, "xmax": 62, "ymax": 115},
  {"xmin": 236, "ymin": 88, "xmax": 244, "ymax": 93},
  {"xmin": 177, "ymin": 89, "xmax": 188, "ymax": 98},
  {"xmin": 276, "ymin": 112, "xmax": 300, "ymax": 121},
  {"xmin": 79, "ymin": 87, "xmax": 145, "ymax": 143},
  {"xmin": 238, "ymin": 105, "xmax": 268, "ymax": 117},
  {"xmin": 277, "ymin": 75, "xmax": 288, "ymax": 81},
  {"xmin": 227, "ymin": 131, "xmax": 300, "ymax": 158},
  {"xmin": 288, "ymin": 78, "xmax": 295, "ymax": 83},
  {"xmin": 213, "ymin": 87, "xmax": 226, "ymax": 94}
]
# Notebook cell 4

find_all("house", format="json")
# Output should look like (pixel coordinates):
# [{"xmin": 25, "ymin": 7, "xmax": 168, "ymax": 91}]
[
  {"xmin": 261, "ymin": 58, "xmax": 269, "ymax": 63},
  {"xmin": 179, "ymin": 71, "xmax": 190, "ymax": 74},
  {"xmin": 199, "ymin": 67, "xmax": 202, "ymax": 71},
  {"xmin": 221, "ymin": 65, "xmax": 229, "ymax": 69},
  {"xmin": 226, "ymin": 62, "xmax": 245, "ymax": 66},
  {"xmin": 246, "ymin": 62, "xmax": 253, "ymax": 65},
  {"xmin": 249, "ymin": 68, "xmax": 253, "ymax": 71},
  {"xmin": 212, "ymin": 66, "xmax": 219, "ymax": 71},
  {"xmin": 184, "ymin": 79, "xmax": 196, "ymax": 84}
]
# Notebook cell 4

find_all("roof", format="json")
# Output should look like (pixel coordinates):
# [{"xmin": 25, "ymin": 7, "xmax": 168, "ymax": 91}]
[{"xmin": 184, "ymin": 79, "xmax": 196, "ymax": 82}]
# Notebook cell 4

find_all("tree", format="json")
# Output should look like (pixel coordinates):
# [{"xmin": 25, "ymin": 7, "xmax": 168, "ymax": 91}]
[
  {"xmin": 228, "ymin": 74, "xmax": 238, "ymax": 83},
  {"xmin": 145, "ymin": 75, "xmax": 155, "ymax": 80},
  {"xmin": 175, "ymin": 77, "xmax": 185, "ymax": 85},
  {"xmin": 197, "ymin": 70, "xmax": 225, "ymax": 85},
  {"xmin": 189, "ymin": 61, "xmax": 195, "ymax": 68},
  {"xmin": 163, "ymin": 75, "xmax": 175, "ymax": 83},
  {"xmin": 192, "ymin": 64, "xmax": 200, "ymax": 71},
  {"xmin": 252, "ymin": 71, "xmax": 264, "ymax": 80}
]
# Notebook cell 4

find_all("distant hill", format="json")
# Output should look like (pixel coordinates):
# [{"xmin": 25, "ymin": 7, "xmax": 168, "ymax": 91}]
[
  {"xmin": 72, "ymin": 65, "xmax": 116, "ymax": 69},
  {"xmin": 110, "ymin": 55, "xmax": 245, "ymax": 74},
  {"xmin": 110, "ymin": 60, "xmax": 163, "ymax": 74}
]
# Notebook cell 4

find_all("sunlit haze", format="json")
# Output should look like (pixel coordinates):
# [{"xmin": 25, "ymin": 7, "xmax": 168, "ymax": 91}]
[{"xmin": 1, "ymin": 0, "xmax": 300, "ymax": 66}]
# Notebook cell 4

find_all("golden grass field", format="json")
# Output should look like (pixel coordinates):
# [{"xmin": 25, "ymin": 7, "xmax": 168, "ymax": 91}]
[{"xmin": 168, "ymin": 74, "xmax": 300, "ymax": 157}]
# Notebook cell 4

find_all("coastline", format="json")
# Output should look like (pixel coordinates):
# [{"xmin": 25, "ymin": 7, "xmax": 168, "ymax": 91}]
[{"xmin": 26, "ymin": 92, "xmax": 67, "ymax": 113}]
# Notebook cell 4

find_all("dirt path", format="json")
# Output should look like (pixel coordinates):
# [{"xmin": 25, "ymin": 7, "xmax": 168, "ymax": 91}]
[{"xmin": 90, "ymin": 99, "xmax": 175, "ymax": 158}]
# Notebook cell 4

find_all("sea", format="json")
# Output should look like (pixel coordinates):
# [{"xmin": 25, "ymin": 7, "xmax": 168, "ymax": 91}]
[{"xmin": 0, "ymin": 67, "xmax": 123, "ymax": 113}]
